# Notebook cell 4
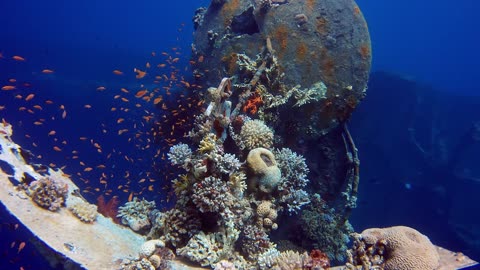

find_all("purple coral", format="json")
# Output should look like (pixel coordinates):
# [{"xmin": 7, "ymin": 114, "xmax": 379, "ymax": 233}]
[{"xmin": 28, "ymin": 177, "xmax": 68, "ymax": 211}]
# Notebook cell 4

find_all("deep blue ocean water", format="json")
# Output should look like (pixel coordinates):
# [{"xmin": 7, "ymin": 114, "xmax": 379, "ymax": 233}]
[{"xmin": 0, "ymin": 0, "xmax": 478, "ymax": 269}]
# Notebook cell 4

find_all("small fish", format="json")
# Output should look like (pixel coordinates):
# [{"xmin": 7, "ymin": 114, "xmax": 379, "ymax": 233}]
[
  {"xmin": 12, "ymin": 55, "xmax": 26, "ymax": 61},
  {"xmin": 45, "ymin": 100, "xmax": 54, "ymax": 104},
  {"xmin": 112, "ymin": 70, "xmax": 124, "ymax": 75},
  {"xmin": 17, "ymin": 242, "xmax": 26, "ymax": 253},
  {"xmin": 97, "ymin": 86, "xmax": 106, "ymax": 91},
  {"xmin": 135, "ymin": 89, "xmax": 147, "ymax": 98},
  {"xmin": 1, "ymin": 85, "xmax": 16, "ymax": 91},
  {"xmin": 128, "ymin": 192, "xmax": 133, "ymax": 202},
  {"xmin": 134, "ymin": 68, "xmax": 146, "ymax": 79},
  {"xmin": 33, "ymin": 105, "xmax": 42, "ymax": 110},
  {"xmin": 8, "ymin": 78, "xmax": 16, "ymax": 83},
  {"xmin": 25, "ymin": 93, "xmax": 35, "ymax": 101},
  {"xmin": 62, "ymin": 110, "xmax": 67, "ymax": 119},
  {"xmin": 146, "ymin": 62, "xmax": 151, "ymax": 69},
  {"xmin": 84, "ymin": 104, "xmax": 92, "ymax": 108},
  {"xmin": 84, "ymin": 167, "xmax": 93, "ymax": 172},
  {"xmin": 42, "ymin": 69, "xmax": 54, "ymax": 74},
  {"xmin": 53, "ymin": 146, "xmax": 62, "ymax": 152}
]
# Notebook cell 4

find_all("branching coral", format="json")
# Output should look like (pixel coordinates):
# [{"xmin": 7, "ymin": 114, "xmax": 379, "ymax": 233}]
[
  {"xmin": 239, "ymin": 224, "xmax": 274, "ymax": 261},
  {"xmin": 167, "ymin": 143, "xmax": 192, "ymax": 169},
  {"xmin": 27, "ymin": 177, "xmax": 68, "ymax": 211},
  {"xmin": 274, "ymin": 148, "xmax": 311, "ymax": 213},
  {"xmin": 293, "ymin": 81, "xmax": 328, "ymax": 107},
  {"xmin": 192, "ymin": 176, "xmax": 233, "ymax": 214},
  {"xmin": 157, "ymin": 208, "xmax": 202, "ymax": 247},
  {"xmin": 117, "ymin": 197, "xmax": 156, "ymax": 232}
]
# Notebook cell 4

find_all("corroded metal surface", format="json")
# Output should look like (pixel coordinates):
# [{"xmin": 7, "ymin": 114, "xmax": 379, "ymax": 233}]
[{"xmin": 193, "ymin": 0, "xmax": 371, "ymax": 134}]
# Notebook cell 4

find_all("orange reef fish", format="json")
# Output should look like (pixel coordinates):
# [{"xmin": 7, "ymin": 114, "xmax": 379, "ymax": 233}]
[
  {"xmin": 12, "ymin": 55, "xmax": 26, "ymax": 61},
  {"xmin": 1, "ymin": 85, "xmax": 16, "ymax": 91},
  {"xmin": 113, "ymin": 70, "xmax": 124, "ymax": 75},
  {"xmin": 134, "ymin": 68, "xmax": 146, "ymax": 79},
  {"xmin": 42, "ymin": 69, "xmax": 55, "ymax": 74}
]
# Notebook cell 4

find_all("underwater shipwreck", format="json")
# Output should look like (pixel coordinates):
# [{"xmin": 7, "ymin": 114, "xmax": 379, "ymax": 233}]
[{"xmin": 0, "ymin": 0, "xmax": 478, "ymax": 269}]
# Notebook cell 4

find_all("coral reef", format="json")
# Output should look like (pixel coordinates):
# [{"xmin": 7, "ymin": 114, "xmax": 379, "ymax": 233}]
[
  {"xmin": 300, "ymin": 194, "xmax": 353, "ymax": 262},
  {"xmin": 149, "ymin": 207, "xmax": 202, "ymax": 248},
  {"xmin": 274, "ymin": 148, "xmax": 311, "ymax": 213},
  {"xmin": 117, "ymin": 197, "xmax": 156, "ymax": 232},
  {"xmin": 27, "ymin": 176, "xmax": 68, "ymax": 211},
  {"xmin": 246, "ymin": 148, "xmax": 282, "ymax": 194},
  {"xmin": 192, "ymin": 176, "xmax": 233, "ymax": 214},
  {"xmin": 237, "ymin": 119, "xmax": 274, "ymax": 150},
  {"xmin": 346, "ymin": 226, "xmax": 440, "ymax": 270},
  {"xmin": 69, "ymin": 201, "xmax": 98, "ymax": 223},
  {"xmin": 167, "ymin": 143, "xmax": 192, "ymax": 169}
]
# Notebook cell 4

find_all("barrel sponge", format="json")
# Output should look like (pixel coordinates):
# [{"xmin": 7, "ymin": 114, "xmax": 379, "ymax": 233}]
[
  {"xmin": 247, "ymin": 148, "xmax": 281, "ymax": 193},
  {"xmin": 361, "ymin": 226, "xmax": 440, "ymax": 270}
]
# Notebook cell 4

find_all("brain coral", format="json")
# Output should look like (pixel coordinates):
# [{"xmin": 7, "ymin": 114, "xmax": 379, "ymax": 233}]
[
  {"xmin": 361, "ymin": 226, "xmax": 440, "ymax": 270},
  {"xmin": 239, "ymin": 119, "xmax": 274, "ymax": 150}
]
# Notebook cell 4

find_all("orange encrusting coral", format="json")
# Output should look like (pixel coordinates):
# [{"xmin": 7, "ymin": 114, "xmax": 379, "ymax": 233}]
[{"xmin": 242, "ymin": 93, "xmax": 263, "ymax": 115}]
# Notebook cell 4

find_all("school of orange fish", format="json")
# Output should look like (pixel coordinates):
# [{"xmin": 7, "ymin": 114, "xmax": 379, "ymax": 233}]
[{"xmin": 0, "ymin": 39, "xmax": 211, "ymax": 253}]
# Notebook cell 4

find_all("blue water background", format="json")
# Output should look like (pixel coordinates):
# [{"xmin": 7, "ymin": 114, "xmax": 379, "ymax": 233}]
[{"xmin": 0, "ymin": 0, "xmax": 478, "ymax": 268}]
